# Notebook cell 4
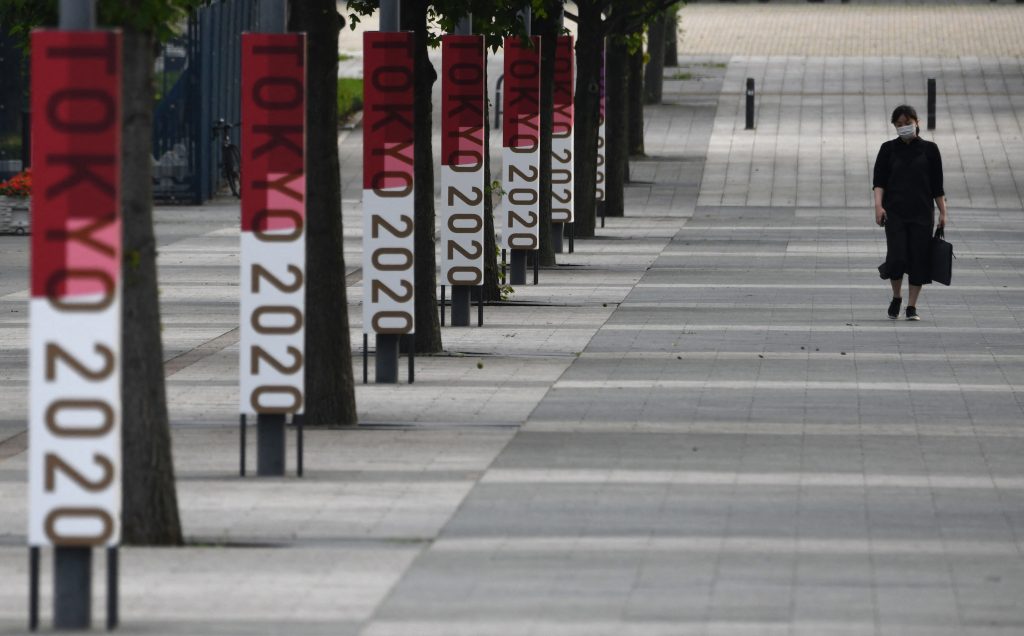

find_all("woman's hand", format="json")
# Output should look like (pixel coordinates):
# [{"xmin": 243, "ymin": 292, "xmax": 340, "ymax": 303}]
[
  {"xmin": 935, "ymin": 195, "xmax": 948, "ymax": 228},
  {"xmin": 875, "ymin": 206, "xmax": 886, "ymax": 226}
]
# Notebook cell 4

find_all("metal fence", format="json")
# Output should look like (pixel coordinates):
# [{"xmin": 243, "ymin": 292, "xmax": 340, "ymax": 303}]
[
  {"xmin": 0, "ymin": 33, "xmax": 27, "ymax": 180},
  {"xmin": 153, "ymin": 0, "xmax": 258, "ymax": 202}
]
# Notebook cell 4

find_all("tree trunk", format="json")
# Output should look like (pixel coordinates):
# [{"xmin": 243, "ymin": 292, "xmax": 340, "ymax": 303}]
[
  {"xmin": 403, "ymin": 1, "xmax": 442, "ymax": 353},
  {"xmin": 533, "ymin": 10, "xmax": 557, "ymax": 267},
  {"xmin": 604, "ymin": 34, "xmax": 627, "ymax": 218},
  {"xmin": 290, "ymin": 0, "xmax": 357, "ymax": 426},
  {"xmin": 628, "ymin": 44, "xmax": 645, "ymax": 158},
  {"xmin": 481, "ymin": 46, "xmax": 501, "ymax": 301},
  {"xmin": 571, "ymin": 1, "xmax": 604, "ymax": 238},
  {"xmin": 121, "ymin": 26, "xmax": 182, "ymax": 546},
  {"xmin": 645, "ymin": 12, "xmax": 666, "ymax": 104},
  {"xmin": 664, "ymin": 7, "xmax": 678, "ymax": 68}
]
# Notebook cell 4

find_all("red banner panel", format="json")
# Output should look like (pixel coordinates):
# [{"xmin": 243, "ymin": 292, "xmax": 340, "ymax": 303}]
[
  {"xmin": 363, "ymin": 32, "xmax": 415, "ymax": 194},
  {"xmin": 503, "ymin": 36, "xmax": 540, "ymax": 150},
  {"xmin": 241, "ymin": 33, "xmax": 306, "ymax": 234},
  {"xmin": 441, "ymin": 35, "xmax": 485, "ymax": 168},
  {"xmin": 553, "ymin": 35, "xmax": 574, "ymax": 135},
  {"xmin": 31, "ymin": 31, "xmax": 122, "ymax": 300}
]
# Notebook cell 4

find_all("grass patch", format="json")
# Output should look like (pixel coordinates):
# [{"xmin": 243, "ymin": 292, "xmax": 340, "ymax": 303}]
[
  {"xmin": 672, "ymin": 71, "xmax": 694, "ymax": 80},
  {"xmin": 0, "ymin": 133, "xmax": 22, "ymax": 160},
  {"xmin": 338, "ymin": 53, "xmax": 353, "ymax": 62},
  {"xmin": 337, "ymin": 77, "xmax": 364, "ymax": 122}
]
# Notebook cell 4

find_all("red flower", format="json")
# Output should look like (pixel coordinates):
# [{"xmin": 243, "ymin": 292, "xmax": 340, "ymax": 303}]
[{"xmin": 0, "ymin": 169, "xmax": 31, "ymax": 198}]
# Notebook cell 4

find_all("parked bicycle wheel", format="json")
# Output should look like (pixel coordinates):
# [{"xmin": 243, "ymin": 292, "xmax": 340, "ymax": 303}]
[{"xmin": 225, "ymin": 144, "xmax": 241, "ymax": 198}]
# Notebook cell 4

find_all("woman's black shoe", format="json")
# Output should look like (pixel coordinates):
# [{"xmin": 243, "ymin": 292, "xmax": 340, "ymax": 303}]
[{"xmin": 888, "ymin": 297, "xmax": 902, "ymax": 320}]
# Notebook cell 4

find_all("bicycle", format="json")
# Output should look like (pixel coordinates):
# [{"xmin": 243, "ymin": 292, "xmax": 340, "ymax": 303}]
[{"xmin": 212, "ymin": 118, "xmax": 241, "ymax": 198}]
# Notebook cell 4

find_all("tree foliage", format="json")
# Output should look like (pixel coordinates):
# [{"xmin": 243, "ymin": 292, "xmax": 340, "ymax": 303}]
[{"xmin": 0, "ymin": 0, "xmax": 201, "ymax": 44}]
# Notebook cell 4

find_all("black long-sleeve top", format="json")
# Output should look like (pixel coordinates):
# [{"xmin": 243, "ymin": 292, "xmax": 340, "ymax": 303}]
[{"xmin": 872, "ymin": 137, "xmax": 944, "ymax": 223}]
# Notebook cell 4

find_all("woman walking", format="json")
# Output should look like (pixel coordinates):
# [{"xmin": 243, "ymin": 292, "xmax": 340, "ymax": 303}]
[{"xmin": 873, "ymin": 104, "xmax": 948, "ymax": 320}]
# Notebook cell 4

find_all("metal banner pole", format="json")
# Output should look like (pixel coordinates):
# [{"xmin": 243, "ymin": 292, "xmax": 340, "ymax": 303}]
[
  {"xmin": 50, "ymin": 2, "xmax": 101, "ymax": 630},
  {"xmin": 477, "ymin": 286, "xmax": 484, "ymax": 326},
  {"xmin": 29, "ymin": 547, "xmax": 39, "ymax": 631},
  {"xmin": 441, "ymin": 284, "xmax": 446, "ymax": 326},
  {"xmin": 54, "ymin": 548, "xmax": 91, "ymax": 629},
  {"xmin": 296, "ymin": 414, "xmax": 304, "ymax": 477},
  {"xmin": 408, "ymin": 334, "xmax": 415, "ymax": 384},
  {"xmin": 363, "ymin": 333, "xmax": 368, "ymax": 384},
  {"xmin": 59, "ymin": 0, "xmax": 96, "ymax": 29},
  {"xmin": 452, "ymin": 285, "xmax": 471, "ymax": 325},
  {"xmin": 241, "ymin": 0, "xmax": 304, "ymax": 476},
  {"xmin": 380, "ymin": 0, "xmax": 400, "ymax": 32},
  {"xmin": 257, "ymin": 414, "xmax": 287, "ymax": 476},
  {"xmin": 106, "ymin": 547, "xmax": 118, "ymax": 630},
  {"xmin": 239, "ymin": 414, "xmax": 246, "ymax": 476}
]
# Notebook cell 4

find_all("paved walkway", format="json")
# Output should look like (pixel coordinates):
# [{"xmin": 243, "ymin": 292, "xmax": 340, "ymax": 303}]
[{"xmin": 2, "ymin": 4, "xmax": 1024, "ymax": 634}]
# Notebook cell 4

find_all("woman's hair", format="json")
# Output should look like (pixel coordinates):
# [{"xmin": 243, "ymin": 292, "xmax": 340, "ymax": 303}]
[{"xmin": 888, "ymin": 102, "xmax": 921, "ymax": 123}]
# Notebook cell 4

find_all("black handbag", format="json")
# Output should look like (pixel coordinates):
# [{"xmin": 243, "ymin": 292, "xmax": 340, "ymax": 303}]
[{"xmin": 930, "ymin": 226, "xmax": 953, "ymax": 286}]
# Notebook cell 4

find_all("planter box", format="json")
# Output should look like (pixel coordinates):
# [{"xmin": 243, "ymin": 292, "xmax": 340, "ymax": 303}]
[{"xmin": 0, "ymin": 196, "xmax": 30, "ymax": 235}]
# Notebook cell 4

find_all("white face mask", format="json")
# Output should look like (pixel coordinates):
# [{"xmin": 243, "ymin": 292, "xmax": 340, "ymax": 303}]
[{"xmin": 896, "ymin": 124, "xmax": 916, "ymax": 140}]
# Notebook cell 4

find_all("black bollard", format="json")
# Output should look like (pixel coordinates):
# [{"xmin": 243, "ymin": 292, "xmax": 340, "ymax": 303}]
[
  {"xmin": 927, "ymin": 78, "xmax": 936, "ymax": 130},
  {"xmin": 745, "ymin": 78, "xmax": 755, "ymax": 130}
]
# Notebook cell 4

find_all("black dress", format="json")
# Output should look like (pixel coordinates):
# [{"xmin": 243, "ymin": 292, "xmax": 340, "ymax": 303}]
[{"xmin": 872, "ymin": 137, "xmax": 944, "ymax": 285}]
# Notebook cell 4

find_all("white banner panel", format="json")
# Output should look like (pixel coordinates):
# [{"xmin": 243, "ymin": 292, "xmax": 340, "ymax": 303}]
[
  {"xmin": 362, "ymin": 189, "xmax": 415, "ymax": 334},
  {"xmin": 502, "ymin": 147, "xmax": 540, "ymax": 250},
  {"xmin": 239, "ymin": 228, "xmax": 305, "ymax": 415},
  {"xmin": 29, "ymin": 299, "xmax": 121, "ymax": 547},
  {"xmin": 440, "ymin": 165, "xmax": 485, "ymax": 285},
  {"xmin": 551, "ymin": 133, "xmax": 574, "ymax": 223}
]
